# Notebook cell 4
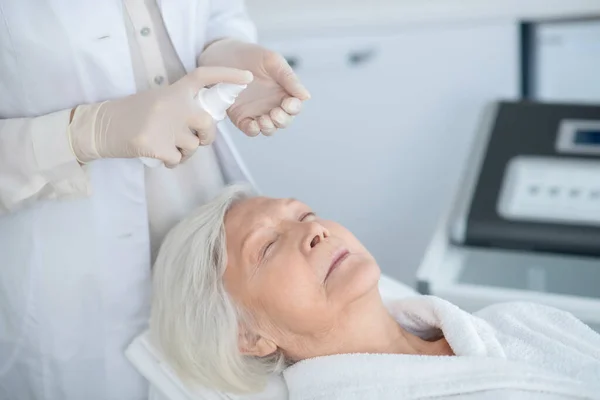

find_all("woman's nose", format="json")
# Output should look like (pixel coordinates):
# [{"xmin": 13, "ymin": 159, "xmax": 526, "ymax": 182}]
[
  {"xmin": 306, "ymin": 222, "xmax": 329, "ymax": 249},
  {"xmin": 310, "ymin": 235, "xmax": 320, "ymax": 248}
]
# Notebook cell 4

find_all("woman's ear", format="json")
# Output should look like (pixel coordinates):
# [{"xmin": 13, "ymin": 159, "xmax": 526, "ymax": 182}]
[{"xmin": 238, "ymin": 324, "xmax": 277, "ymax": 357}]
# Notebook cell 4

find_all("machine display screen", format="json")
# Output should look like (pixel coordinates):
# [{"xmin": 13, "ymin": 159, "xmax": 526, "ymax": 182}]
[{"xmin": 574, "ymin": 130, "xmax": 600, "ymax": 146}]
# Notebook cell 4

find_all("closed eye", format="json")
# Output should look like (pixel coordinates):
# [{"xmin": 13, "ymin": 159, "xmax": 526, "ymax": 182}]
[
  {"xmin": 300, "ymin": 212, "xmax": 316, "ymax": 221},
  {"xmin": 259, "ymin": 212, "xmax": 315, "ymax": 262},
  {"xmin": 262, "ymin": 240, "xmax": 275, "ymax": 259}
]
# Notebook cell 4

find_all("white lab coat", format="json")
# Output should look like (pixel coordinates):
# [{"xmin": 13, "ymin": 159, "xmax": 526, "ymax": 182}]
[{"xmin": 0, "ymin": 1, "xmax": 255, "ymax": 399}]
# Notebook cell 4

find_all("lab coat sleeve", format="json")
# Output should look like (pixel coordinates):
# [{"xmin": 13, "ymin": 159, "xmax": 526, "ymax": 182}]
[
  {"xmin": 204, "ymin": 0, "xmax": 258, "ymax": 45},
  {"xmin": 0, "ymin": 110, "xmax": 90, "ymax": 214}
]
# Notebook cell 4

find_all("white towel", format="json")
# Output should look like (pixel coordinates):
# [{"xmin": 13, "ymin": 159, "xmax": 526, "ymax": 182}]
[{"xmin": 284, "ymin": 296, "xmax": 600, "ymax": 400}]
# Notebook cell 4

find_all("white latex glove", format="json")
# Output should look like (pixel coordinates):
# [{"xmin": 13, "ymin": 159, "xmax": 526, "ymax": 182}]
[
  {"xmin": 68, "ymin": 66, "xmax": 253, "ymax": 168},
  {"xmin": 198, "ymin": 39, "xmax": 310, "ymax": 136}
]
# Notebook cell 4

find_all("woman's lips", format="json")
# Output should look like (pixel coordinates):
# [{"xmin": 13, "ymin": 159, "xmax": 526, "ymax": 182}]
[{"xmin": 325, "ymin": 249, "xmax": 350, "ymax": 281}]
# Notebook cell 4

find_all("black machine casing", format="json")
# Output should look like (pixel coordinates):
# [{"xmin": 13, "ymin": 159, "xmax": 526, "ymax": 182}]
[{"xmin": 451, "ymin": 101, "xmax": 600, "ymax": 257}]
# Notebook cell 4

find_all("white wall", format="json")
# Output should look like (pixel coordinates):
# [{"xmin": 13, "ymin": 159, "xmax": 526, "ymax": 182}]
[
  {"xmin": 535, "ymin": 19, "xmax": 600, "ymax": 103},
  {"xmin": 246, "ymin": 0, "xmax": 600, "ymax": 33},
  {"xmin": 227, "ymin": 22, "xmax": 519, "ymax": 285}
]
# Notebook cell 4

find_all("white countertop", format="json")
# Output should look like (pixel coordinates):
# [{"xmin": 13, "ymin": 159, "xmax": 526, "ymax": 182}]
[{"xmin": 247, "ymin": 0, "xmax": 600, "ymax": 34}]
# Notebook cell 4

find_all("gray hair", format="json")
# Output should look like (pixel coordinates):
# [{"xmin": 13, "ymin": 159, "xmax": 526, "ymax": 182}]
[{"xmin": 150, "ymin": 184, "xmax": 286, "ymax": 394}]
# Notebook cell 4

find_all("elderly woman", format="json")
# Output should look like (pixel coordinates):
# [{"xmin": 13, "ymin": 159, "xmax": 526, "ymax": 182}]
[{"xmin": 149, "ymin": 185, "xmax": 600, "ymax": 399}]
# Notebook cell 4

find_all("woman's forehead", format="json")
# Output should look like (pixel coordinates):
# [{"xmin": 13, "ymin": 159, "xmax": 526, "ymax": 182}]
[
  {"xmin": 224, "ymin": 197, "xmax": 304, "ymax": 250},
  {"xmin": 228, "ymin": 197, "xmax": 303, "ymax": 221}
]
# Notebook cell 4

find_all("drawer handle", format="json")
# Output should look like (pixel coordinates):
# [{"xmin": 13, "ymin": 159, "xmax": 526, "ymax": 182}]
[
  {"xmin": 348, "ymin": 49, "xmax": 376, "ymax": 66},
  {"xmin": 284, "ymin": 56, "xmax": 300, "ymax": 70}
]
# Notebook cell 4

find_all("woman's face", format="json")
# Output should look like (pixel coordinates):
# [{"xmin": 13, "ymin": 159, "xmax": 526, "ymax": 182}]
[{"xmin": 224, "ymin": 196, "xmax": 381, "ymax": 360}]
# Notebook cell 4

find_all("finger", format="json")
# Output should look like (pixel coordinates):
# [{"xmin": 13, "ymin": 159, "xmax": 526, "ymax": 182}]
[
  {"xmin": 186, "ymin": 66, "xmax": 253, "ymax": 91},
  {"xmin": 258, "ymin": 115, "xmax": 276, "ymax": 136},
  {"xmin": 199, "ymin": 124, "xmax": 217, "ymax": 146},
  {"xmin": 265, "ymin": 53, "xmax": 311, "ymax": 100},
  {"xmin": 270, "ymin": 107, "xmax": 293, "ymax": 129},
  {"xmin": 162, "ymin": 148, "xmax": 183, "ymax": 169},
  {"xmin": 238, "ymin": 118, "xmax": 261, "ymax": 137},
  {"xmin": 179, "ymin": 149, "xmax": 193, "ymax": 164},
  {"xmin": 175, "ymin": 130, "xmax": 200, "ymax": 162},
  {"xmin": 281, "ymin": 97, "xmax": 303, "ymax": 116},
  {"xmin": 188, "ymin": 114, "xmax": 217, "ymax": 146}
]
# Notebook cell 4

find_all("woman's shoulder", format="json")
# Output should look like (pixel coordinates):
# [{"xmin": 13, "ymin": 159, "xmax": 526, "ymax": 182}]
[
  {"xmin": 474, "ymin": 301, "xmax": 581, "ymax": 331},
  {"xmin": 473, "ymin": 301, "xmax": 600, "ymax": 383},
  {"xmin": 474, "ymin": 300, "xmax": 600, "ymax": 354},
  {"xmin": 475, "ymin": 300, "xmax": 562, "ymax": 318}
]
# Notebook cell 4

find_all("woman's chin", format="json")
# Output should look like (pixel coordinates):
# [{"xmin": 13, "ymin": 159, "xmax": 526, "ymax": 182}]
[{"xmin": 326, "ymin": 254, "xmax": 380, "ymax": 302}]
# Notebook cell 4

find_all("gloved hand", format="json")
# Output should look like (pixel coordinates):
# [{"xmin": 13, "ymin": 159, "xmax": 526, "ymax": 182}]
[
  {"xmin": 198, "ymin": 39, "xmax": 311, "ymax": 136},
  {"xmin": 68, "ymin": 66, "xmax": 253, "ymax": 168}
]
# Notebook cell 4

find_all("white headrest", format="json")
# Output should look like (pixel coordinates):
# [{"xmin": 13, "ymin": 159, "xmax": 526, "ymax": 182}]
[{"xmin": 126, "ymin": 332, "xmax": 288, "ymax": 400}]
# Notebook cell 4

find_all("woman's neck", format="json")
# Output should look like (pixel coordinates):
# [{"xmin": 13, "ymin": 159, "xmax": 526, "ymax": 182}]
[{"xmin": 335, "ymin": 295, "xmax": 454, "ymax": 357}]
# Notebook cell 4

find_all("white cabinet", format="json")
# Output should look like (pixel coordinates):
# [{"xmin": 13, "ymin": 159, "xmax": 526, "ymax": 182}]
[
  {"xmin": 533, "ymin": 19, "xmax": 600, "ymax": 103},
  {"xmin": 227, "ymin": 23, "xmax": 519, "ymax": 284}
]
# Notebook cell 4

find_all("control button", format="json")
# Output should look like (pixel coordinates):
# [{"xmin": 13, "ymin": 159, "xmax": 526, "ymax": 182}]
[
  {"xmin": 548, "ymin": 187, "xmax": 560, "ymax": 196},
  {"xmin": 140, "ymin": 27, "xmax": 151, "ymax": 36},
  {"xmin": 154, "ymin": 75, "xmax": 164, "ymax": 85},
  {"xmin": 569, "ymin": 188, "xmax": 581, "ymax": 198},
  {"xmin": 528, "ymin": 185, "xmax": 539, "ymax": 195}
]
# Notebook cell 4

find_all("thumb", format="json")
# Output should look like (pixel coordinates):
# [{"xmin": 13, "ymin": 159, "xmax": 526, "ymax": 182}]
[
  {"xmin": 160, "ymin": 148, "xmax": 183, "ymax": 169},
  {"xmin": 268, "ymin": 56, "xmax": 311, "ymax": 101},
  {"xmin": 185, "ymin": 66, "xmax": 253, "ymax": 91}
]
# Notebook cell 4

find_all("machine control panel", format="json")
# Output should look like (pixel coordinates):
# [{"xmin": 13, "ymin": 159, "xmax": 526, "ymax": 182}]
[
  {"xmin": 459, "ymin": 102, "xmax": 600, "ymax": 256},
  {"xmin": 497, "ymin": 156, "xmax": 600, "ymax": 226},
  {"xmin": 556, "ymin": 119, "xmax": 600, "ymax": 155}
]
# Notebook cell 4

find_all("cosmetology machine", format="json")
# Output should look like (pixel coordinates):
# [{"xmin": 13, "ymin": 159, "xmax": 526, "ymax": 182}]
[{"xmin": 417, "ymin": 101, "xmax": 600, "ymax": 332}]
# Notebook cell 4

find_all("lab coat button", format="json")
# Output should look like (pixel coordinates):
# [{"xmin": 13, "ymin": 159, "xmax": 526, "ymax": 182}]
[
  {"xmin": 154, "ymin": 75, "xmax": 164, "ymax": 85},
  {"xmin": 140, "ymin": 27, "xmax": 151, "ymax": 36}
]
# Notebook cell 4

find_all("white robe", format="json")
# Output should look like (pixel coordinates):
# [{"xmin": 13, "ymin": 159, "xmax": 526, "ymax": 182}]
[{"xmin": 284, "ymin": 296, "xmax": 600, "ymax": 400}]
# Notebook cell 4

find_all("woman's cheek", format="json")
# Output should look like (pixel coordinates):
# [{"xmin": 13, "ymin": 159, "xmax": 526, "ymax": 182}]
[{"xmin": 323, "ymin": 220, "xmax": 364, "ymax": 248}]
